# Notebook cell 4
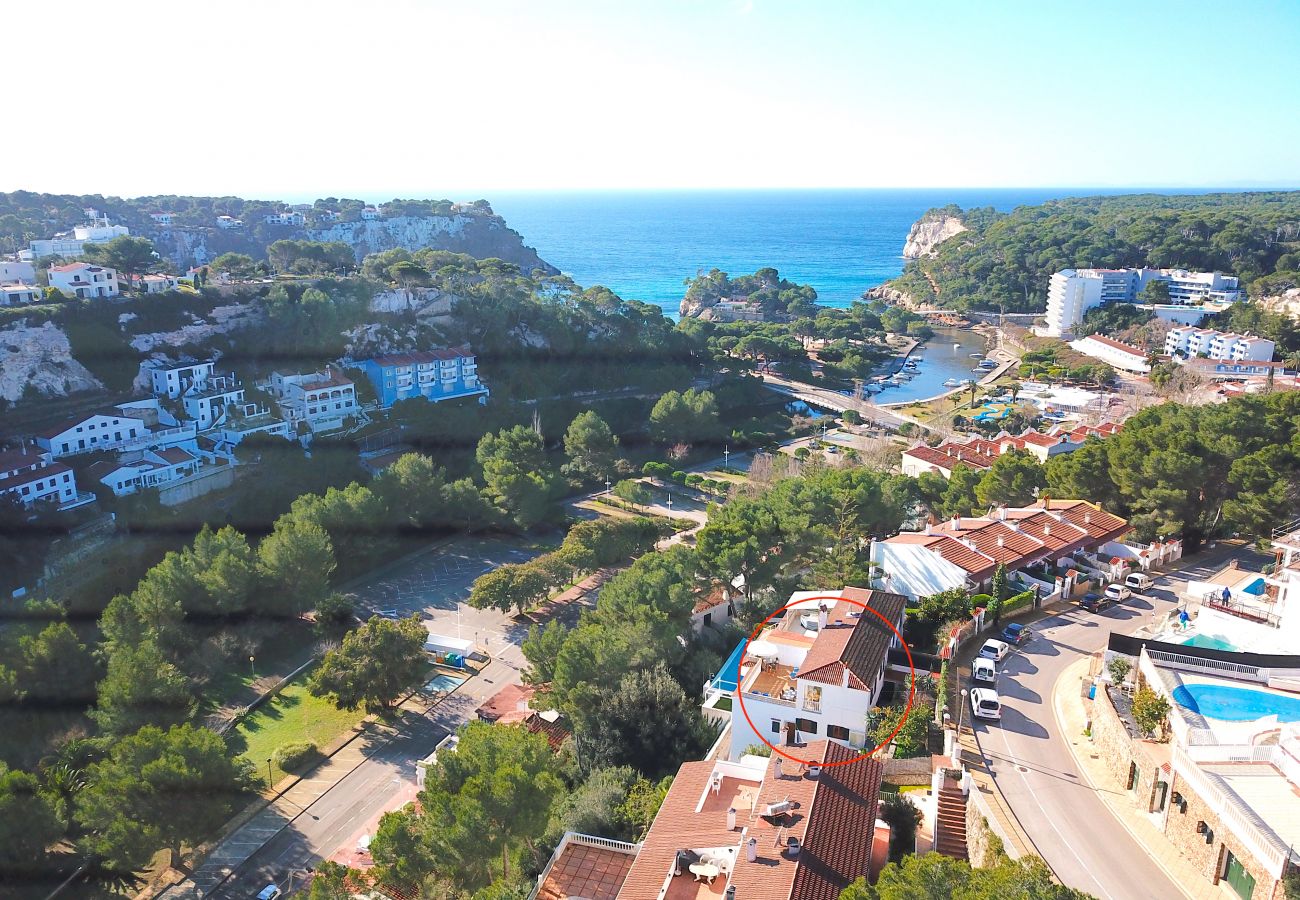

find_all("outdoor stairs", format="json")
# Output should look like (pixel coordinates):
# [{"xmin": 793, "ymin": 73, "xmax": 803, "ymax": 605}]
[{"xmin": 934, "ymin": 780, "xmax": 969, "ymax": 861}]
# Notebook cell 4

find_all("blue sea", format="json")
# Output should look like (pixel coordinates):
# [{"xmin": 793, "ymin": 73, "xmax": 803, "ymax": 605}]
[{"xmin": 487, "ymin": 188, "xmax": 1183, "ymax": 318}]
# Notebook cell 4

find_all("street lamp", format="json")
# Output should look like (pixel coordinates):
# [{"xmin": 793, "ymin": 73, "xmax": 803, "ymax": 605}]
[
  {"xmin": 666, "ymin": 496, "xmax": 674, "ymax": 512},
  {"xmin": 249, "ymin": 655, "xmax": 255, "ymax": 678},
  {"xmin": 604, "ymin": 480, "xmax": 612, "ymax": 496},
  {"xmin": 957, "ymin": 688, "xmax": 969, "ymax": 739},
  {"xmin": 267, "ymin": 757, "xmax": 274, "ymax": 789},
  {"xmin": 723, "ymin": 446, "xmax": 730, "ymax": 471}
]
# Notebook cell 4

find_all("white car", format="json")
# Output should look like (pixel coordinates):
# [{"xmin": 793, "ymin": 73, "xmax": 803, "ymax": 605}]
[
  {"xmin": 257, "ymin": 886, "xmax": 282, "ymax": 900},
  {"xmin": 970, "ymin": 687, "xmax": 1002, "ymax": 721},
  {"xmin": 971, "ymin": 657, "xmax": 996, "ymax": 684},
  {"xmin": 979, "ymin": 639, "xmax": 1011, "ymax": 662},
  {"xmin": 1125, "ymin": 573, "xmax": 1154, "ymax": 591},
  {"xmin": 1104, "ymin": 583, "xmax": 1133, "ymax": 602}
]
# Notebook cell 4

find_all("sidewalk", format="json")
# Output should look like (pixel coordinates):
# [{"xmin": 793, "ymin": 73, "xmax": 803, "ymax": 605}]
[{"xmin": 1052, "ymin": 658, "xmax": 1207, "ymax": 900}]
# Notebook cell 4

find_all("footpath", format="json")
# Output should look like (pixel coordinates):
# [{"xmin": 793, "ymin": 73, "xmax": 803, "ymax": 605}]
[{"xmin": 1053, "ymin": 658, "xmax": 1207, "ymax": 900}]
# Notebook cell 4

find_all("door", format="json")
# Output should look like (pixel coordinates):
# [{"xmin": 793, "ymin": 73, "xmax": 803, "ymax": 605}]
[{"xmin": 1223, "ymin": 850, "xmax": 1256, "ymax": 900}]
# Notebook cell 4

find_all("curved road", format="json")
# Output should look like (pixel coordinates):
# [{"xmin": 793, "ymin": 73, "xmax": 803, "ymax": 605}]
[{"xmin": 968, "ymin": 548, "xmax": 1258, "ymax": 900}]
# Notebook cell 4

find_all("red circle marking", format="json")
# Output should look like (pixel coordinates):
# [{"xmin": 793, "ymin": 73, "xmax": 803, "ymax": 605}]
[{"xmin": 734, "ymin": 594, "xmax": 916, "ymax": 767}]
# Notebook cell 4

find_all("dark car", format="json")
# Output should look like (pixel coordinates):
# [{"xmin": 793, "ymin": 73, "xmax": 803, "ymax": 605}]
[
  {"xmin": 1000, "ymin": 622, "xmax": 1031, "ymax": 645},
  {"xmin": 1078, "ymin": 592, "xmax": 1107, "ymax": 612}
]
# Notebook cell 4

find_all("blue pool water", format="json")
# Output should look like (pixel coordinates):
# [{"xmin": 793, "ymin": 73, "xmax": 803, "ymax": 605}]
[
  {"xmin": 426, "ymin": 673, "xmax": 467, "ymax": 693},
  {"xmin": 1181, "ymin": 633, "xmax": 1237, "ymax": 652},
  {"xmin": 1172, "ymin": 683, "xmax": 1300, "ymax": 722}
]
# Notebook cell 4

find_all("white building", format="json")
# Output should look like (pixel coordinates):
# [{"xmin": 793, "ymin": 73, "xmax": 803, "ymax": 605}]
[
  {"xmin": 149, "ymin": 212, "xmax": 174, "ymax": 226},
  {"xmin": 267, "ymin": 367, "xmax": 358, "ymax": 433},
  {"xmin": 263, "ymin": 211, "xmax": 305, "ymax": 226},
  {"xmin": 182, "ymin": 373, "xmax": 246, "ymax": 430},
  {"xmin": 0, "ymin": 447, "xmax": 88, "ymax": 510},
  {"xmin": 1042, "ymin": 267, "xmax": 1242, "ymax": 337},
  {"xmin": 360, "ymin": 206, "xmax": 381, "ymax": 221},
  {"xmin": 216, "ymin": 215, "xmax": 243, "ymax": 229},
  {"xmin": 139, "ymin": 273, "xmax": 180, "ymax": 293},
  {"xmin": 36, "ymin": 410, "xmax": 148, "ymax": 458},
  {"xmin": 47, "ymin": 262, "xmax": 119, "ymax": 299},
  {"xmin": 0, "ymin": 260, "xmax": 35, "ymax": 283},
  {"xmin": 88, "ymin": 447, "xmax": 201, "ymax": 497},
  {"xmin": 1164, "ymin": 326, "xmax": 1275, "ymax": 362},
  {"xmin": 31, "ymin": 222, "xmax": 133, "ymax": 258},
  {"xmin": 1068, "ymin": 334, "xmax": 1152, "ymax": 374},
  {"xmin": 150, "ymin": 360, "xmax": 216, "ymax": 399},
  {"xmin": 1, "ymin": 282, "xmax": 41, "ymax": 305},
  {"xmin": 716, "ymin": 586, "xmax": 907, "ymax": 762}
]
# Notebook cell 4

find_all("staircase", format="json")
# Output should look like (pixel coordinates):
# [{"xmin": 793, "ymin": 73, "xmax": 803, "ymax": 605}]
[{"xmin": 933, "ymin": 776, "xmax": 969, "ymax": 861}]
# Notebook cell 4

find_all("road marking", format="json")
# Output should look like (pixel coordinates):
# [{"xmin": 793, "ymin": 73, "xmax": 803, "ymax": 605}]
[{"xmin": 992, "ymin": 671, "xmax": 1116, "ymax": 900}]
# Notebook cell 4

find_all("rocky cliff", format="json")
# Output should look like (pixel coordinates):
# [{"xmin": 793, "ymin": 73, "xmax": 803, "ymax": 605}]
[
  {"xmin": 1257, "ymin": 287, "xmax": 1300, "ymax": 321},
  {"xmin": 149, "ymin": 211, "xmax": 557, "ymax": 275},
  {"xmin": 0, "ymin": 320, "xmax": 103, "ymax": 403},
  {"xmin": 863, "ymin": 284, "xmax": 922, "ymax": 309},
  {"xmin": 902, "ymin": 213, "xmax": 968, "ymax": 259}
]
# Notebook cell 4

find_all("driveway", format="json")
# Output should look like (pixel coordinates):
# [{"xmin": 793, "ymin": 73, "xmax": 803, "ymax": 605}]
[{"xmin": 966, "ymin": 543, "xmax": 1262, "ymax": 900}]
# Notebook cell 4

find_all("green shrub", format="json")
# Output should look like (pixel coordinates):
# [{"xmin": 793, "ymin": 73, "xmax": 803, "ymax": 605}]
[{"xmin": 272, "ymin": 740, "xmax": 323, "ymax": 773}]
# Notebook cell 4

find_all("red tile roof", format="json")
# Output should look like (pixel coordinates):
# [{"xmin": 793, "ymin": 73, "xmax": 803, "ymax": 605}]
[
  {"xmin": 617, "ymin": 742, "xmax": 884, "ymax": 900},
  {"xmin": 539, "ymin": 840, "xmax": 637, "ymax": 900},
  {"xmin": 0, "ymin": 461, "xmax": 69, "ymax": 492},
  {"xmin": 0, "ymin": 448, "xmax": 46, "ymax": 475},
  {"xmin": 1035, "ymin": 499, "xmax": 1130, "ymax": 544},
  {"xmin": 798, "ymin": 590, "xmax": 906, "ymax": 690},
  {"xmin": 1002, "ymin": 510, "xmax": 1089, "ymax": 554},
  {"xmin": 152, "ymin": 447, "xmax": 195, "ymax": 465},
  {"xmin": 902, "ymin": 445, "xmax": 960, "ymax": 471},
  {"xmin": 934, "ymin": 519, "xmax": 1047, "ymax": 567}
]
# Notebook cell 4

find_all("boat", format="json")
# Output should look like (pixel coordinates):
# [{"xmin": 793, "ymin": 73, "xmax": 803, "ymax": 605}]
[
  {"xmin": 978, "ymin": 360, "xmax": 998, "ymax": 369},
  {"xmin": 969, "ymin": 352, "xmax": 984, "ymax": 358},
  {"xmin": 942, "ymin": 378, "xmax": 962, "ymax": 387},
  {"xmin": 953, "ymin": 343, "xmax": 961, "ymax": 349},
  {"xmin": 865, "ymin": 383, "xmax": 883, "ymax": 393}
]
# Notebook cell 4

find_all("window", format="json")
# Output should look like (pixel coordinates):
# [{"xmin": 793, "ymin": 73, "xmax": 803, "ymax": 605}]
[
  {"xmin": 795, "ymin": 718, "xmax": 818, "ymax": 735},
  {"xmin": 770, "ymin": 719, "xmax": 782, "ymax": 735},
  {"xmin": 803, "ymin": 685, "xmax": 822, "ymax": 713},
  {"xmin": 827, "ymin": 725, "xmax": 850, "ymax": 741}
]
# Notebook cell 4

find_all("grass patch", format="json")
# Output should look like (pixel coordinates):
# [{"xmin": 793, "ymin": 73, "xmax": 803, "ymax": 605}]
[{"xmin": 233, "ymin": 666, "xmax": 366, "ymax": 786}]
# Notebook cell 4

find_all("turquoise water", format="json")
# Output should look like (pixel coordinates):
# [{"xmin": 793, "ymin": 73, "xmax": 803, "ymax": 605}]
[
  {"xmin": 490, "ymin": 189, "xmax": 1093, "ymax": 317},
  {"xmin": 1172, "ymin": 683, "xmax": 1300, "ymax": 722},
  {"xmin": 1182, "ymin": 633, "xmax": 1237, "ymax": 652},
  {"xmin": 425, "ymin": 673, "xmax": 467, "ymax": 693}
]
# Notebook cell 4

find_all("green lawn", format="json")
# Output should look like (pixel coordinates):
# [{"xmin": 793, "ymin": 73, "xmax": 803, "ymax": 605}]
[{"xmin": 233, "ymin": 668, "xmax": 367, "ymax": 786}]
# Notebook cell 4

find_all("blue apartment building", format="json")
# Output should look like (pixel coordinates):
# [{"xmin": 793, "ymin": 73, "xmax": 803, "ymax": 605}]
[{"xmin": 360, "ymin": 349, "xmax": 488, "ymax": 409}]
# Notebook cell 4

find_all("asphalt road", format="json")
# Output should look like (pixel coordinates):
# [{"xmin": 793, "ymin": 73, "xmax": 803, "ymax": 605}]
[{"xmin": 970, "ymin": 545, "xmax": 1264, "ymax": 900}]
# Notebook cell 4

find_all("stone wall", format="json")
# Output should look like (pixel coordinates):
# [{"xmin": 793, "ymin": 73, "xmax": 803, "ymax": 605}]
[
  {"xmin": 1165, "ymin": 771, "xmax": 1283, "ymax": 900},
  {"xmin": 1088, "ymin": 682, "xmax": 1137, "ymax": 786}
]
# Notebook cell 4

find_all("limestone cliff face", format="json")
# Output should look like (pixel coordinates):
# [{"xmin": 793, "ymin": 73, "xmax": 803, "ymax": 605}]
[
  {"xmin": 0, "ymin": 321, "xmax": 102, "ymax": 403},
  {"xmin": 864, "ymin": 284, "xmax": 922, "ymax": 309},
  {"xmin": 150, "ymin": 212, "xmax": 558, "ymax": 275},
  {"xmin": 1256, "ymin": 287, "xmax": 1300, "ymax": 321},
  {"xmin": 902, "ymin": 214, "xmax": 967, "ymax": 259}
]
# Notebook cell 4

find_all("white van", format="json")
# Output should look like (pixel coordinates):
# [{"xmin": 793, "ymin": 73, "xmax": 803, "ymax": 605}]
[
  {"xmin": 1125, "ymin": 572, "xmax": 1154, "ymax": 591},
  {"xmin": 972, "ymin": 657, "xmax": 997, "ymax": 684},
  {"xmin": 970, "ymin": 688, "xmax": 1002, "ymax": 721}
]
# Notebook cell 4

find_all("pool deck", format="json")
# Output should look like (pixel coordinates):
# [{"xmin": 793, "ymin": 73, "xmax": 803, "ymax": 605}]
[{"xmin": 1161, "ymin": 669, "xmax": 1300, "ymax": 744}]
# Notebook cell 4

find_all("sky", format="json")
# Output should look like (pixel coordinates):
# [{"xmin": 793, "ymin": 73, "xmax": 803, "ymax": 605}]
[{"xmin": 8, "ymin": 0, "xmax": 1300, "ymax": 197}]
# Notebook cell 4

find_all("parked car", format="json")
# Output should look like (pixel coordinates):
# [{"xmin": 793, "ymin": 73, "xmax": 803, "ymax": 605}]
[
  {"xmin": 1125, "ymin": 572, "xmax": 1154, "ymax": 591},
  {"xmin": 1078, "ymin": 592, "xmax": 1106, "ymax": 612},
  {"xmin": 970, "ymin": 687, "xmax": 1002, "ymax": 721},
  {"xmin": 972, "ymin": 657, "xmax": 997, "ymax": 684},
  {"xmin": 1001, "ymin": 623, "xmax": 1030, "ymax": 645},
  {"xmin": 979, "ymin": 639, "xmax": 1011, "ymax": 662},
  {"xmin": 1104, "ymin": 583, "xmax": 1133, "ymax": 602},
  {"xmin": 257, "ymin": 886, "xmax": 282, "ymax": 900}
]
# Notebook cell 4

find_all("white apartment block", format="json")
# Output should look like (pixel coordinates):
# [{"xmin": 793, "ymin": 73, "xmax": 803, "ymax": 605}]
[
  {"xmin": 267, "ymin": 367, "xmax": 358, "ymax": 433},
  {"xmin": 1068, "ymin": 334, "xmax": 1151, "ymax": 373},
  {"xmin": 150, "ymin": 360, "xmax": 216, "ymax": 399},
  {"xmin": 216, "ymin": 215, "xmax": 243, "ymax": 229},
  {"xmin": 47, "ymin": 263, "xmax": 119, "ymax": 299},
  {"xmin": 30, "ymin": 222, "xmax": 131, "ymax": 259},
  {"xmin": 36, "ymin": 411, "xmax": 148, "ymax": 458},
  {"xmin": 711, "ymin": 587, "xmax": 907, "ymax": 762},
  {"xmin": 360, "ymin": 207, "xmax": 381, "ymax": 220},
  {"xmin": 1043, "ymin": 267, "xmax": 1242, "ymax": 337},
  {"xmin": 149, "ymin": 212, "xmax": 173, "ymax": 226},
  {"xmin": 1164, "ymin": 326, "xmax": 1275, "ymax": 362},
  {"xmin": 263, "ymin": 211, "xmax": 305, "ymax": 226},
  {"xmin": 182, "ymin": 373, "xmax": 246, "ymax": 430},
  {"xmin": 0, "ymin": 447, "xmax": 83, "ymax": 510}
]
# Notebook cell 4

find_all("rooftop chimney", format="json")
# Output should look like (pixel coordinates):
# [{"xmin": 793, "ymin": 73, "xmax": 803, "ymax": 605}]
[
  {"xmin": 746, "ymin": 838, "xmax": 758, "ymax": 862},
  {"xmin": 997, "ymin": 535, "xmax": 1005, "ymax": 548},
  {"xmin": 728, "ymin": 807, "xmax": 737, "ymax": 830},
  {"xmin": 1044, "ymin": 524, "xmax": 1051, "ymax": 536},
  {"xmin": 773, "ymin": 757, "xmax": 783, "ymax": 779},
  {"xmin": 998, "ymin": 506, "xmax": 1007, "ymax": 521},
  {"xmin": 818, "ymin": 605, "xmax": 829, "ymax": 630},
  {"xmin": 808, "ymin": 764, "xmax": 821, "ymax": 779},
  {"xmin": 950, "ymin": 516, "xmax": 961, "ymax": 532},
  {"xmin": 726, "ymin": 887, "xmax": 736, "ymax": 900},
  {"xmin": 787, "ymin": 836, "xmax": 801, "ymax": 858}
]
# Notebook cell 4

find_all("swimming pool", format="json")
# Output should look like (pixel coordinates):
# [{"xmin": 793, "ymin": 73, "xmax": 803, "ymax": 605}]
[
  {"xmin": 1181, "ymin": 633, "xmax": 1237, "ymax": 652},
  {"xmin": 1172, "ymin": 683, "xmax": 1300, "ymax": 722},
  {"xmin": 425, "ymin": 673, "xmax": 467, "ymax": 693}
]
